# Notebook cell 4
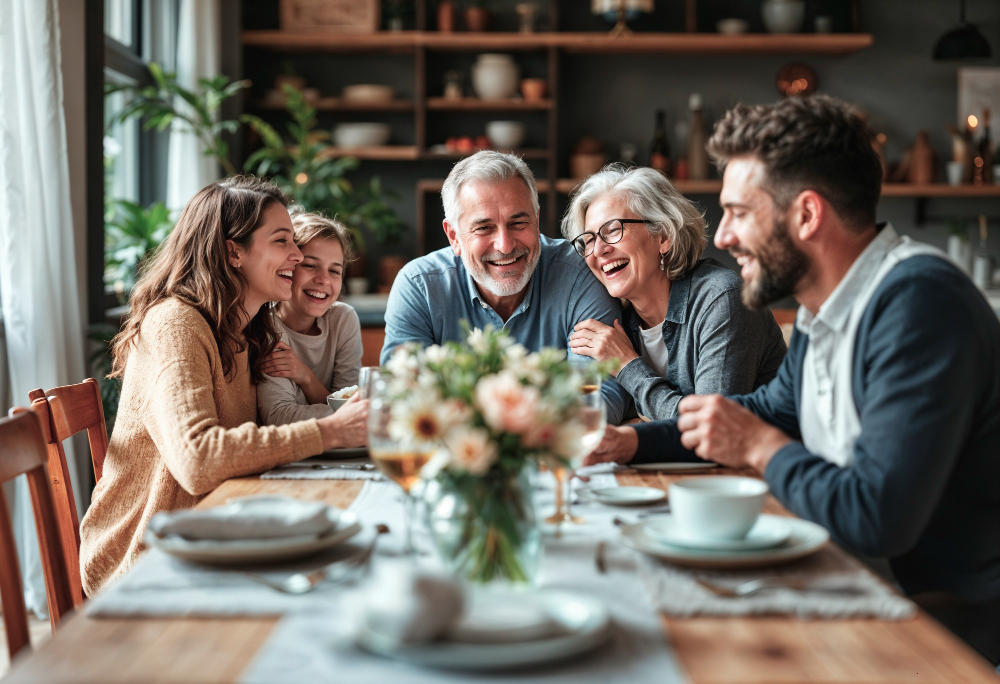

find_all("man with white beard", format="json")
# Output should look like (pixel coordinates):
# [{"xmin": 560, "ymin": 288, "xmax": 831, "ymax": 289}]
[{"xmin": 382, "ymin": 150, "xmax": 630, "ymax": 423}]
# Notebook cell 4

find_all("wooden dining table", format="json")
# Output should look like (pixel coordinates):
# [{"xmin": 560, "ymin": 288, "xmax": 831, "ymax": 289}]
[{"xmin": 6, "ymin": 468, "xmax": 998, "ymax": 684}]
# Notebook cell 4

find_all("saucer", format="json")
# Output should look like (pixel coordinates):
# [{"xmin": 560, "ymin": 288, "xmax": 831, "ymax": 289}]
[
  {"xmin": 619, "ymin": 515, "xmax": 829, "ymax": 569},
  {"xmin": 579, "ymin": 486, "xmax": 667, "ymax": 506},
  {"xmin": 646, "ymin": 514, "xmax": 791, "ymax": 551},
  {"xmin": 630, "ymin": 462, "xmax": 719, "ymax": 473}
]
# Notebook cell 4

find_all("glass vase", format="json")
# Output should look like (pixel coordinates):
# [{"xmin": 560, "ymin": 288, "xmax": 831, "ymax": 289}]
[{"xmin": 424, "ymin": 462, "xmax": 541, "ymax": 585}]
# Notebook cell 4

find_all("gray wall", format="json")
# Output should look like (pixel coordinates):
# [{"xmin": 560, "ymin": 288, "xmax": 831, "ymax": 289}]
[{"xmin": 243, "ymin": 0, "xmax": 1000, "ymax": 277}]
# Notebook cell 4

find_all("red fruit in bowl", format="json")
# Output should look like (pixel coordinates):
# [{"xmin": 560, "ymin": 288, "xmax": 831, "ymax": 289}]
[
  {"xmin": 456, "ymin": 136, "xmax": 475, "ymax": 152},
  {"xmin": 445, "ymin": 137, "xmax": 459, "ymax": 151},
  {"xmin": 476, "ymin": 135, "xmax": 491, "ymax": 149}
]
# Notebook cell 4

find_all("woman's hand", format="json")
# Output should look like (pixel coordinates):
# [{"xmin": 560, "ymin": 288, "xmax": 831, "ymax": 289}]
[
  {"xmin": 317, "ymin": 393, "xmax": 369, "ymax": 449},
  {"xmin": 568, "ymin": 319, "xmax": 639, "ymax": 376},
  {"xmin": 262, "ymin": 342, "xmax": 328, "ymax": 404}
]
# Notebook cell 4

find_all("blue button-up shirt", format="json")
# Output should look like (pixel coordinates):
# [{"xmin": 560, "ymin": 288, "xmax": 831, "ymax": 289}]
[{"xmin": 381, "ymin": 235, "xmax": 630, "ymax": 424}]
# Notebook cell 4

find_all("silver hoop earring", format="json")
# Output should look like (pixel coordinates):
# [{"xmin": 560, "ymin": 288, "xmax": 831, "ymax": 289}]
[{"xmin": 659, "ymin": 253, "xmax": 666, "ymax": 271}]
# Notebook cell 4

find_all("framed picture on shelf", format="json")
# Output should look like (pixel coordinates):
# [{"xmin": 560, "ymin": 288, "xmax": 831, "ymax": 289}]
[{"xmin": 280, "ymin": 0, "xmax": 380, "ymax": 33}]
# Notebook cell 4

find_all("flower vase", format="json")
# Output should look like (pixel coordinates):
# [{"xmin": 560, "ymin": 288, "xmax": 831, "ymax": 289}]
[{"xmin": 424, "ymin": 462, "xmax": 541, "ymax": 584}]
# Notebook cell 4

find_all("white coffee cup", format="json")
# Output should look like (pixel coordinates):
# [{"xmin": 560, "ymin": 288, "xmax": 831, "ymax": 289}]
[{"xmin": 668, "ymin": 476, "xmax": 768, "ymax": 541}]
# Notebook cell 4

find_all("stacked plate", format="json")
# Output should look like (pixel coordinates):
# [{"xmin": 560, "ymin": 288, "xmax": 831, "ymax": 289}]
[{"xmin": 619, "ymin": 514, "xmax": 829, "ymax": 569}]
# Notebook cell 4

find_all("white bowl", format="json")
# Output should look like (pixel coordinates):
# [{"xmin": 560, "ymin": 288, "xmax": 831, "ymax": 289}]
[
  {"xmin": 327, "ymin": 396, "xmax": 348, "ymax": 412},
  {"xmin": 762, "ymin": 0, "xmax": 805, "ymax": 33},
  {"xmin": 343, "ymin": 84, "xmax": 394, "ymax": 103},
  {"xmin": 485, "ymin": 121, "xmax": 525, "ymax": 149},
  {"xmin": 668, "ymin": 476, "xmax": 768, "ymax": 541},
  {"xmin": 716, "ymin": 18, "xmax": 749, "ymax": 35},
  {"xmin": 333, "ymin": 123, "xmax": 391, "ymax": 148}
]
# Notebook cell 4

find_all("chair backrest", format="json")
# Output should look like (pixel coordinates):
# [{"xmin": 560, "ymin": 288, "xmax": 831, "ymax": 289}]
[
  {"xmin": 0, "ymin": 410, "xmax": 75, "ymax": 660},
  {"xmin": 27, "ymin": 379, "xmax": 107, "ymax": 608},
  {"xmin": 29, "ymin": 378, "xmax": 108, "ymax": 483}
]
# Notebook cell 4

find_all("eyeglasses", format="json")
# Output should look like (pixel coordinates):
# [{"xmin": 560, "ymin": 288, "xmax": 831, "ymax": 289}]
[{"xmin": 570, "ymin": 219, "xmax": 648, "ymax": 258}]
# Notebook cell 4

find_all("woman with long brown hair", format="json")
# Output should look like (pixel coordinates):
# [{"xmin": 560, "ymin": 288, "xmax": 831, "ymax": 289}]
[{"xmin": 79, "ymin": 176, "xmax": 367, "ymax": 595}]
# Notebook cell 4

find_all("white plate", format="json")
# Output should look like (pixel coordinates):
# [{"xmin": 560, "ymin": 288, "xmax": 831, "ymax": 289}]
[
  {"xmin": 630, "ymin": 462, "xmax": 719, "ymax": 473},
  {"xmin": 620, "ymin": 515, "xmax": 829, "ymax": 569},
  {"xmin": 580, "ymin": 486, "xmax": 667, "ymax": 506},
  {"xmin": 357, "ymin": 591, "xmax": 611, "ymax": 671},
  {"xmin": 144, "ymin": 511, "xmax": 362, "ymax": 566},
  {"xmin": 645, "ymin": 514, "xmax": 791, "ymax": 551}
]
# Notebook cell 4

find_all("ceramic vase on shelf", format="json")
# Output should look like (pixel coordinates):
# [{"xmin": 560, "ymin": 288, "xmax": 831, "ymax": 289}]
[
  {"xmin": 907, "ymin": 131, "xmax": 937, "ymax": 185},
  {"xmin": 437, "ymin": 0, "xmax": 457, "ymax": 32},
  {"xmin": 472, "ymin": 54, "xmax": 519, "ymax": 100},
  {"xmin": 465, "ymin": 6, "xmax": 491, "ymax": 32},
  {"xmin": 762, "ymin": 0, "xmax": 805, "ymax": 33}
]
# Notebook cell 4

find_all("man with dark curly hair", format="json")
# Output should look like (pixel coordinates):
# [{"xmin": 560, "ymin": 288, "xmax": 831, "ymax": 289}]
[{"xmin": 587, "ymin": 95, "xmax": 1000, "ymax": 664}]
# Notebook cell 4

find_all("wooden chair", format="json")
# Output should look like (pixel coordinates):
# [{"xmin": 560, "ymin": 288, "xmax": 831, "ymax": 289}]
[
  {"xmin": 0, "ymin": 410, "xmax": 75, "ymax": 660},
  {"xmin": 28, "ymin": 378, "xmax": 108, "ymax": 607}
]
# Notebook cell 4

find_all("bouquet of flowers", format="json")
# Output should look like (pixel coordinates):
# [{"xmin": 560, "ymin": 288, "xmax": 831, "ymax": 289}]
[{"xmin": 382, "ymin": 327, "xmax": 593, "ymax": 583}]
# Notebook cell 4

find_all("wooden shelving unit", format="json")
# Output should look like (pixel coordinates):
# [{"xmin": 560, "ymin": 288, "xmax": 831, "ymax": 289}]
[
  {"xmin": 240, "ymin": 0, "xmax": 902, "ymax": 256},
  {"xmin": 317, "ymin": 146, "xmax": 421, "ymax": 161},
  {"xmin": 881, "ymin": 184, "xmax": 1000, "ymax": 197},
  {"xmin": 243, "ymin": 31, "xmax": 873, "ymax": 56},
  {"xmin": 250, "ymin": 98, "xmax": 414, "ymax": 112},
  {"xmin": 426, "ymin": 98, "xmax": 552, "ymax": 111}
]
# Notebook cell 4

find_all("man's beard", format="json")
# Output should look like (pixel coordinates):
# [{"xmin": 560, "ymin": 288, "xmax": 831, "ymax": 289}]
[
  {"xmin": 735, "ymin": 216, "xmax": 810, "ymax": 310},
  {"xmin": 462, "ymin": 242, "xmax": 541, "ymax": 299}
]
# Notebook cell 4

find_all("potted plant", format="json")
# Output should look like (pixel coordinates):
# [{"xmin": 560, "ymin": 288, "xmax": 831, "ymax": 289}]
[
  {"xmin": 465, "ymin": 0, "xmax": 492, "ymax": 31},
  {"xmin": 946, "ymin": 218, "xmax": 973, "ymax": 275}
]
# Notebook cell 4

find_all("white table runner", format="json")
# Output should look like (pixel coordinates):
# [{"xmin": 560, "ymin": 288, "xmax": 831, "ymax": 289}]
[{"xmin": 239, "ymin": 471, "xmax": 689, "ymax": 684}]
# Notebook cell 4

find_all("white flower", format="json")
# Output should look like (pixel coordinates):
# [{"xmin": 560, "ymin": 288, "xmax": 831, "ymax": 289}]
[
  {"xmin": 444, "ymin": 426, "xmax": 498, "ymax": 475},
  {"xmin": 424, "ymin": 344, "xmax": 449, "ymax": 364},
  {"xmin": 467, "ymin": 328, "xmax": 490, "ymax": 354},
  {"xmin": 475, "ymin": 371, "xmax": 540, "ymax": 436},
  {"xmin": 386, "ymin": 346, "xmax": 419, "ymax": 378},
  {"xmin": 389, "ymin": 394, "xmax": 445, "ymax": 442}
]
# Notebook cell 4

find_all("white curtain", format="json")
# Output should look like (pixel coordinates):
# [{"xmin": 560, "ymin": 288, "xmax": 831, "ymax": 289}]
[
  {"xmin": 0, "ymin": 0, "xmax": 86, "ymax": 616},
  {"xmin": 166, "ymin": 0, "xmax": 221, "ymax": 213}
]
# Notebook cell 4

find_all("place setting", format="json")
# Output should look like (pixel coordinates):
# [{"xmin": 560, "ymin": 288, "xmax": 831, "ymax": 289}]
[
  {"xmin": 85, "ymin": 495, "xmax": 388, "ymax": 617},
  {"xmin": 615, "ymin": 476, "xmax": 916, "ymax": 620}
]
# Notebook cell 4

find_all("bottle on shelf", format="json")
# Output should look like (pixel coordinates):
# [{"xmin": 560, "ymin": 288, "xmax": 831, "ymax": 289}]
[
  {"xmin": 974, "ymin": 108, "xmax": 993, "ymax": 185},
  {"xmin": 649, "ymin": 110, "xmax": 671, "ymax": 175},
  {"xmin": 687, "ymin": 94, "xmax": 709, "ymax": 181}
]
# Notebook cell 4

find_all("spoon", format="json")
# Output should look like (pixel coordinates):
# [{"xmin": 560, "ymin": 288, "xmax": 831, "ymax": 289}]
[{"xmin": 311, "ymin": 463, "xmax": 376, "ymax": 471}]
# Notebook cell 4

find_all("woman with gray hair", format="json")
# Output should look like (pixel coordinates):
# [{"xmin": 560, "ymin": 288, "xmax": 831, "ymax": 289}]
[{"xmin": 564, "ymin": 165, "xmax": 785, "ymax": 420}]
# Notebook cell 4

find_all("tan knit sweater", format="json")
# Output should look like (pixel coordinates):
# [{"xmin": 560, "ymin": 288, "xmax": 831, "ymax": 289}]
[{"xmin": 79, "ymin": 298, "xmax": 324, "ymax": 595}]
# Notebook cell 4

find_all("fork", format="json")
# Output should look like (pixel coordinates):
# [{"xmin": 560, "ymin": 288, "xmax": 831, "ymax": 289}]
[
  {"xmin": 693, "ymin": 576, "xmax": 866, "ymax": 598},
  {"xmin": 245, "ymin": 524, "xmax": 389, "ymax": 594},
  {"xmin": 311, "ymin": 463, "xmax": 376, "ymax": 471}
]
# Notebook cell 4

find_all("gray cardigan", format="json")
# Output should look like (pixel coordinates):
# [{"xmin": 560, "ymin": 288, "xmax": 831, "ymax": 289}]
[{"xmin": 617, "ymin": 258, "xmax": 787, "ymax": 419}]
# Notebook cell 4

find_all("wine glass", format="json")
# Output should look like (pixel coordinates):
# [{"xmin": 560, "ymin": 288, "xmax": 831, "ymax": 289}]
[
  {"xmin": 357, "ymin": 366, "xmax": 380, "ymax": 399},
  {"xmin": 546, "ymin": 380, "xmax": 607, "ymax": 525},
  {"xmin": 367, "ymin": 373, "xmax": 434, "ymax": 557}
]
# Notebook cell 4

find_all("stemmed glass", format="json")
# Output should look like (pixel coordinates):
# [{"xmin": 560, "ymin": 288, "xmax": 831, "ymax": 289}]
[
  {"xmin": 546, "ymin": 377, "xmax": 607, "ymax": 525},
  {"xmin": 367, "ymin": 372, "xmax": 434, "ymax": 557}
]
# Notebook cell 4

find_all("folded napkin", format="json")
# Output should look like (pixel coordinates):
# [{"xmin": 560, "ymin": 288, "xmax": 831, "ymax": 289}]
[
  {"xmin": 363, "ymin": 565, "xmax": 464, "ymax": 645},
  {"xmin": 148, "ymin": 495, "xmax": 336, "ymax": 541},
  {"xmin": 635, "ymin": 548, "xmax": 916, "ymax": 620},
  {"xmin": 262, "ymin": 459, "xmax": 386, "ymax": 481}
]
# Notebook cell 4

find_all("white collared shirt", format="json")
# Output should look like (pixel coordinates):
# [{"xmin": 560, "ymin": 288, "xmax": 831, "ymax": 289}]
[{"xmin": 796, "ymin": 224, "xmax": 945, "ymax": 466}]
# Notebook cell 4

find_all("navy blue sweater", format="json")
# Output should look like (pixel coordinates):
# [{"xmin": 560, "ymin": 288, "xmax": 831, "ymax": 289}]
[{"xmin": 632, "ymin": 256, "xmax": 1000, "ymax": 604}]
